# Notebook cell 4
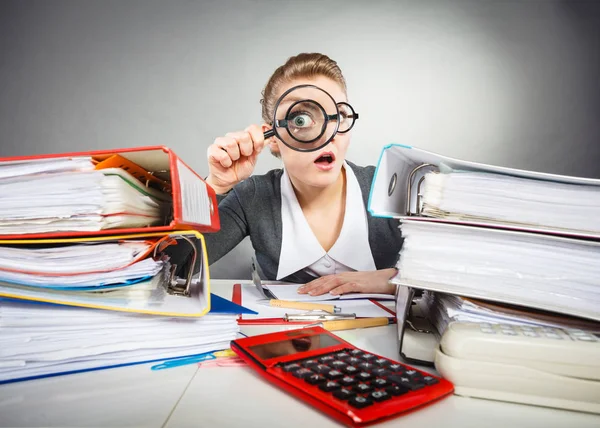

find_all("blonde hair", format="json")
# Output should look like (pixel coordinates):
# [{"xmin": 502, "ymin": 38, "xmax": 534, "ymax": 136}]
[{"xmin": 260, "ymin": 53, "xmax": 347, "ymax": 125}]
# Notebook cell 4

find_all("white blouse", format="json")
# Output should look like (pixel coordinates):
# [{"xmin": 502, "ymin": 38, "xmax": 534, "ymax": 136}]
[{"xmin": 276, "ymin": 162, "xmax": 377, "ymax": 280}]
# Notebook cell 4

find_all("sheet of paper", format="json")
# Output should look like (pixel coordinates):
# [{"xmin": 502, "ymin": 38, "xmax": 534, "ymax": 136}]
[
  {"xmin": 263, "ymin": 283, "xmax": 394, "ymax": 302},
  {"xmin": 238, "ymin": 283, "xmax": 394, "ymax": 320}
]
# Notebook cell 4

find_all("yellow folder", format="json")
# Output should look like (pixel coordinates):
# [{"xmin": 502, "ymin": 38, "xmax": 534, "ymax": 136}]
[{"xmin": 0, "ymin": 230, "xmax": 211, "ymax": 317}]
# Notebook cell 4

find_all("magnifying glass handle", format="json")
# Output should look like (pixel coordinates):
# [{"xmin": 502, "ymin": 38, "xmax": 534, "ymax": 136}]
[{"xmin": 263, "ymin": 129, "xmax": 275, "ymax": 139}]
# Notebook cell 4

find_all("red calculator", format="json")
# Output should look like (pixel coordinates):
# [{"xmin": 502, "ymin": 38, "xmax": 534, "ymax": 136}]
[{"xmin": 230, "ymin": 326, "xmax": 454, "ymax": 427}]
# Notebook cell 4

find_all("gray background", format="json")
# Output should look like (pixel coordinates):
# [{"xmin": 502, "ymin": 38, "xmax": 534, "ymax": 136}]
[{"xmin": 1, "ymin": 0, "xmax": 599, "ymax": 279}]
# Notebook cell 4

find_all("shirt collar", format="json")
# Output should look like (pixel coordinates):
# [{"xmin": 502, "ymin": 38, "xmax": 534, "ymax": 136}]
[{"xmin": 276, "ymin": 163, "xmax": 376, "ymax": 280}]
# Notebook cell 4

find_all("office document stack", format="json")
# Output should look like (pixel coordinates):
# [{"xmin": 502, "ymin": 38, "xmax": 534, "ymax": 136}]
[
  {"xmin": 369, "ymin": 144, "xmax": 600, "ymax": 326},
  {"xmin": 0, "ymin": 147, "xmax": 242, "ymax": 384}
]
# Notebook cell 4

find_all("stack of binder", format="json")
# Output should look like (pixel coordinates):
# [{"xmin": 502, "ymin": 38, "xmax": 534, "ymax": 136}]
[
  {"xmin": 0, "ymin": 146, "xmax": 245, "ymax": 384},
  {"xmin": 368, "ymin": 144, "xmax": 600, "ymax": 360}
]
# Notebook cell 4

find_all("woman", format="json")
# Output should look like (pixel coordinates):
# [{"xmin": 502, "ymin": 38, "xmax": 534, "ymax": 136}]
[{"xmin": 204, "ymin": 52, "xmax": 402, "ymax": 296}]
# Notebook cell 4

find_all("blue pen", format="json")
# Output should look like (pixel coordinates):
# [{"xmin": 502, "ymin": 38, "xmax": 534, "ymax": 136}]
[{"xmin": 150, "ymin": 352, "xmax": 217, "ymax": 371}]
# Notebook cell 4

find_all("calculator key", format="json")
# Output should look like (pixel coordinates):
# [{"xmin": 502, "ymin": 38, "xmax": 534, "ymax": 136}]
[
  {"xmin": 340, "ymin": 376, "xmax": 357, "ymax": 387},
  {"xmin": 388, "ymin": 363, "xmax": 405, "ymax": 373},
  {"xmin": 374, "ymin": 358, "xmax": 390, "ymax": 367},
  {"xmin": 325, "ymin": 369, "xmax": 344, "ymax": 380},
  {"xmin": 347, "ymin": 357, "xmax": 362, "ymax": 365},
  {"xmin": 545, "ymin": 332, "xmax": 563, "ymax": 340},
  {"xmin": 370, "ymin": 390, "xmax": 391, "ymax": 402},
  {"xmin": 313, "ymin": 364, "xmax": 331, "ymax": 374},
  {"xmin": 372, "ymin": 368, "xmax": 390, "ymax": 377},
  {"xmin": 388, "ymin": 374, "xmax": 425, "ymax": 391},
  {"xmin": 358, "ymin": 362, "xmax": 376, "ymax": 371},
  {"xmin": 386, "ymin": 384, "xmax": 410, "ymax": 396},
  {"xmin": 354, "ymin": 383, "xmax": 373, "ymax": 393},
  {"xmin": 357, "ymin": 371, "xmax": 373, "ymax": 381},
  {"xmin": 350, "ymin": 349, "xmax": 363, "ymax": 356},
  {"xmin": 319, "ymin": 380, "xmax": 341, "ymax": 392},
  {"xmin": 575, "ymin": 335, "xmax": 596, "ymax": 342},
  {"xmin": 372, "ymin": 378, "xmax": 390, "ymax": 388},
  {"xmin": 319, "ymin": 355, "xmax": 336, "ymax": 364},
  {"xmin": 331, "ymin": 360, "xmax": 347, "ymax": 369},
  {"xmin": 333, "ymin": 388, "xmax": 356, "ymax": 400},
  {"xmin": 343, "ymin": 365, "xmax": 359, "ymax": 374},
  {"xmin": 282, "ymin": 363, "xmax": 302, "ymax": 372},
  {"xmin": 405, "ymin": 370, "xmax": 423, "ymax": 380},
  {"xmin": 305, "ymin": 374, "xmax": 326, "ymax": 385},
  {"xmin": 348, "ymin": 395, "xmax": 373, "ymax": 409},
  {"xmin": 522, "ymin": 330, "xmax": 539, "ymax": 338},
  {"xmin": 302, "ymin": 359, "xmax": 319, "ymax": 368},
  {"xmin": 423, "ymin": 376, "xmax": 439, "ymax": 385},
  {"xmin": 292, "ymin": 368, "xmax": 314, "ymax": 379},
  {"xmin": 361, "ymin": 353, "xmax": 377, "ymax": 361},
  {"xmin": 335, "ymin": 352, "xmax": 351, "ymax": 360}
]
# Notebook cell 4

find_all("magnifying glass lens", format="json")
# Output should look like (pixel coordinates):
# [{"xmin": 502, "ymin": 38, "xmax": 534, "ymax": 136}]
[{"xmin": 272, "ymin": 86, "xmax": 339, "ymax": 152}]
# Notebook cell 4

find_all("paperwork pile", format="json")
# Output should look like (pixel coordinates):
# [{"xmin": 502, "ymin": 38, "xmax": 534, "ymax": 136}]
[
  {"xmin": 368, "ymin": 145, "xmax": 600, "ymax": 322},
  {"xmin": 0, "ymin": 299, "xmax": 240, "ymax": 383}
]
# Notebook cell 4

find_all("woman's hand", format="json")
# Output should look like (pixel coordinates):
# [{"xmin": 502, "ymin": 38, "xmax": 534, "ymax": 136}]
[
  {"xmin": 297, "ymin": 268, "xmax": 398, "ymax": 297},
  {"xmin": 206, "ymin": 124, "xmax": 266, "ymax": 194}
]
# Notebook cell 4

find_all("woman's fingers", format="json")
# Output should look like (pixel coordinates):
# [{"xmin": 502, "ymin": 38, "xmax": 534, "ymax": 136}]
[
  {"xmin": 207, "ymin": 142, "xmax": 233, "ymax": 168},
  {"xmin": 298, "ymin": 276, "xmax": 342, "ymax": 296},
  {"xmin": 245, "ymin": 124, "xmax": 266, "ymax": 154}
]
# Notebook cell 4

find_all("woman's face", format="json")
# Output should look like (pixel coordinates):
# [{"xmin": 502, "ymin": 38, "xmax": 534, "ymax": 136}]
[{"xmin": 268, "ymin": 76, "xmax": 351, "ymax": 189}]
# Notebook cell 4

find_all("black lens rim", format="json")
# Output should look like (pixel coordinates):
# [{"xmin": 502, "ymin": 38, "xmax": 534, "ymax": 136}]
[
  {"xmin": 271, "ymin": 84, "xmax": 340, "ymax": 153},
  {"xmin": 336, "ymin": 102, "xmax": 358, "ymax": 134}
]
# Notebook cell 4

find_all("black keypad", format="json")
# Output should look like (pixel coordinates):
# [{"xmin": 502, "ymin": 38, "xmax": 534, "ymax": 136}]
[
  {"xmin": 282, "ymin": 348, "xmax": 441, "ymax": 413},
  {"xmin": 282, "ymin": 363, "xmax": 301, "ymax": 372},
  {"xmin": 293, "ymin": 368, "xmax": 314, "ymax": 379},
  {"xmin": 319, "ymin": 381, "xmax": 341, "ymax": 392},
  {"xmin": 325, "ymin": 369, "xmax": 344, "ymax": 380},
  {"xmin": 343, "ymin": 365, "xmax": 359, "ymax": 374},
  {"xmin": 370, "ymin": 390, "xmax": 391, "ymax": 402},
  {"xmin": 330, "ymin": 360, "xmax": 347, "ymax": 369},
  {"xmin": 354, "ymin": 383, "xmax": 373, "ymax": 393},
  {"xmin": 388, "ymin": 374, "xmax": 425, "ymax": 391},
  {"xmin": 340, "ymin": 375, "xmax": 357, "ymax": 387},
  {"xmin": 333, "ymin": 388, "xmax": 356, "ymax": 400},
  {"xmin": 302, "ymin": 359, "xmax": 319, "ymax": 369},
  {"xmin": 349, "ymin": 395, "xmax": 372, "ymax": 409},
  {"xmin": 305, "ymin": 373, "xmax": 326, "ymax": 385},
  {"xmin": 319, "ymin": 355, "xmax": 336, "ymax": 364},
  {"xmin": 313, "ymin": 364, "xmax": 331, "ymax": 375}
]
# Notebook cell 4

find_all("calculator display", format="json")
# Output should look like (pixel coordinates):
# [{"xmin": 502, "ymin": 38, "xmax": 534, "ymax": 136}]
[{"xmin": 249, "ymin": 334, "xmax": 342, "ymax": 360}]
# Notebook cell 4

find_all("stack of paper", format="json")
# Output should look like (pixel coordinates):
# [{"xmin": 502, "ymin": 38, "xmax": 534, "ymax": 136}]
[
  {"xmin": 421, "ymin": 170, "xmax": 600, "ymax": 236},
  {"xmin": 0, "ymin": 157, "xmax": 172, "ymax": 234},
  {"xmin": 395, "ymin": 220, "xmax": 600, "ymax": 321},
  {"xmin": 0, "ymin": 298, "xmax": 240, "ymax": 383},
  {"xmin": 367, "ymin": 144, "xmax": 600, "ymax": 323},
  {"xmin": 422, "ymin": 292, "xmax": 600, "ymax": 338}
]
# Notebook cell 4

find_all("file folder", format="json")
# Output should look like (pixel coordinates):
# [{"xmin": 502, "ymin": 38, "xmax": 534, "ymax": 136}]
[
  {"xmin": 0, "ymin": 230, "xmax": 212, "ymax": 317},
  {"xmin": 368, "ymin": 144, "xmax": 600, "ymax": 240},
  {"xmin": 0, "ymin": 146, "xmax": 220, "ymax": 238}
]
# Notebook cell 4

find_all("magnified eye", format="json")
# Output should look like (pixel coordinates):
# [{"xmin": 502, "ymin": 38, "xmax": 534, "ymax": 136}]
[{"xmin": 289, "ymin": 112, "xmax": 315, "ymax": 129}]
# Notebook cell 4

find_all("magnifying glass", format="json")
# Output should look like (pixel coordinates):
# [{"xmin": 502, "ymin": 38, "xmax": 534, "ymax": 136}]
[{"xmin": 263, "ymin": 85, "xmax": 359, "ymax": 153}]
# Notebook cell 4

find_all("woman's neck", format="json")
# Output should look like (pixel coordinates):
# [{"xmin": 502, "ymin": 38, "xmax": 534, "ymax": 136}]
[{"xmin": 290, "ymin": 168, "xmax": 346, "ymax": 210}]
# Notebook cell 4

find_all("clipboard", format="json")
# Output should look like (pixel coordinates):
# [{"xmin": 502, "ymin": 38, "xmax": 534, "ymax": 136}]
[
  {"xmin": 367, "ymin": 144, "xmax": 600, "ymax": 240},
  {"xmin": 232, "ymin": 283, "xmax": 396, "ymax": 325},
  {"xmin": 0, "ymin": 146, "xmax": 220, "ymax": 238},
  {"xmin": 0, "ymin": 230, "xmax": 213, "ymax": 317}
]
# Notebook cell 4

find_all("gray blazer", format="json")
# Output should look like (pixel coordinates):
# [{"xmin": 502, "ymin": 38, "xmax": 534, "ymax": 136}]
[{"xmin": 204, "ymin": 161, "xmax": 403, "ymax": 283}]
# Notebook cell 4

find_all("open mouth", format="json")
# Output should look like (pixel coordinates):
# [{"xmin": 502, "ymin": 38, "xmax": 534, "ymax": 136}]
[{"xmin": 314, "ymin": 152, "xmax": 336, "ymax": 164}]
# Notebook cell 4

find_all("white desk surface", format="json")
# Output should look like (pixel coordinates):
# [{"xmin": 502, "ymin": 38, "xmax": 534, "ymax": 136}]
[{"xmin": 1, "ymin": 280, "xmax": 599, "ymax": 428}]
